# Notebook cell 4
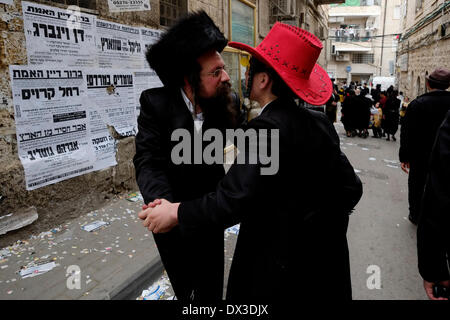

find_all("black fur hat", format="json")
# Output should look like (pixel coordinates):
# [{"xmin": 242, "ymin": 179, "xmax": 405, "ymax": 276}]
[{"xmin": 146, "ymin": 11, "xmax": 228, "ymax": 88}]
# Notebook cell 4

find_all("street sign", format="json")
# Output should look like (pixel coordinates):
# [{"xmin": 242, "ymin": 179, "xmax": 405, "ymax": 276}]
[{"xmin": 346, "ymin": 66, "xmax": 352, "ymax": 73}]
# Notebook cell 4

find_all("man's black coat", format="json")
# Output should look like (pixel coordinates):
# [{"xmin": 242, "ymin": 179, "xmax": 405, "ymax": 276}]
[
  {"xmin": 418, "ymin": 110, "xmax": 450, "ymax": 283},
  {"xmin": 399, "ymin": 90, "xmax": 450, "ymax": 166},
  {"xmin": 178, "ymin": 98, "xmax": 363, "ymax": 300},
  {"xmin": 134, "ymin": 87, "xmax": 226, "ymax": 300},
  {"xmin": 399, "ymin": 90, "xmax": 450, "ymax": 220}
]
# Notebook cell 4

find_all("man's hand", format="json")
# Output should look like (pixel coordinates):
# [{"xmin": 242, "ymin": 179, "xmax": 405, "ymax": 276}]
[
  {"xmin": 401, "ymin": 162, "xmax": 410, "ymax": 174},
  {"xmin": 141, "ymin": 199, "xmax": 180, "ymax": 233},
  {"xmin": 423, "ymin": 280, "xmax": 449, "ymax": 300},
  {"xmin": 138, "ymin": 199, "xmax": 162, "ymax": 220}
]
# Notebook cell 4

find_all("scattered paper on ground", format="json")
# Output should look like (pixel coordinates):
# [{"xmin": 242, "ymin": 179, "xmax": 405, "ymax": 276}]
[
  {"xmin": 81, "ymin": 220, "xmax": 110, "ymax": 232},
  {"xmin": 19, "ymin": 261, "xmax": 57, "ymax": 279},
  {"xmin": 126, "ymin": 192, "xmax": 143, "ymax": 202}
]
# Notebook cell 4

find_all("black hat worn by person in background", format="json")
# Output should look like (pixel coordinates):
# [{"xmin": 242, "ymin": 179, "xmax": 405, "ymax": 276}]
[
  {"xmin": 146, "ymin": 11, "xmax": 228, "ymax": 89},
  {"xmin": 426, "ymin": 67, "xmax": 450, "ymax": 88}
]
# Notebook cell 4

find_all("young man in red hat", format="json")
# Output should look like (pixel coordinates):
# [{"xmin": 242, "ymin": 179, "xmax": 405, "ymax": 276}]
[
  {"xmin": 133, "ymin": 11, "xmax": 237, "ymax": 301},
  {"xmin": 139, "ymin": 23, "xmax": 362, "ymax": 300}
]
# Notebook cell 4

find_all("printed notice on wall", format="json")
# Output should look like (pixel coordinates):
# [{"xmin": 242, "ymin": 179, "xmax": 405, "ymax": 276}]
[
  {"xmin": 132, "ymin": 70, "xmax": 163, "ymax": 118},
  {"xmin": 95, "ymin": 19, "xmax": 144, "ymax": 69},
  {"xmin": 0, "ymin": 0, "xmax": 14, "ymax": 5},
  {"xmin": 22, "ymin": 1, "xmax": 97, "ymax": 67},
  {"xmin": 85, "ymin": 69, "xmax": 137, "ymax": 139},
  {"xmin": 107, "ymin": 0, "xmax": 151, "ymax": 13},
  {"xmin": 140, "ymin": 27, "xmax": 162, "ymax": 69},
  {"xmin": 9, "ymin": 66, "xmax": 97, "ymax": 190}
]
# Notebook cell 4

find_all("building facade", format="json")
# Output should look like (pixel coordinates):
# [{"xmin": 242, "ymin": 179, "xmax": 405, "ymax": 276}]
[
  {"xmin": 396, "ymin": 0, "xmax": 450, "ymax": 101},
  {"xmin": 327, "ymin": 0, "xmax": 402, "ymax": 86}
]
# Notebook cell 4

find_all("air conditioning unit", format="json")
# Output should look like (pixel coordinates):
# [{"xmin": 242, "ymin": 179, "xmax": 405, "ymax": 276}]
[{"xmin": 335, "ymin": 53, "xmax": 350, "ymax": 61}]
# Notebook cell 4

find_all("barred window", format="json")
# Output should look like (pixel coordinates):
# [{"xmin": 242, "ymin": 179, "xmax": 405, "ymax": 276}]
[
  {"xmin": 160, "ymin": 0, "xmax": 187, "ymax": 28},
  {"xmin": 352, "ymin": 53, "xmax": 374, "ymax": 64},
  {"xmin": 49, "ymin": 0, "xmax": 96, "ymax": 10}
]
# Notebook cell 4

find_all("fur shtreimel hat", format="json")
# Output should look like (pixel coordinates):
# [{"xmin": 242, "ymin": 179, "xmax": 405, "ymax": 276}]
[{"xmin": 146, "ymin": 11, "xmax": 228, "ymax": 88}]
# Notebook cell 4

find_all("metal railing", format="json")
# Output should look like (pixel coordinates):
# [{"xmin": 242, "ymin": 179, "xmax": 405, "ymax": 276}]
[{"xmin": 329, "ymin": 28, "xmax": 375, "ymax": 42}]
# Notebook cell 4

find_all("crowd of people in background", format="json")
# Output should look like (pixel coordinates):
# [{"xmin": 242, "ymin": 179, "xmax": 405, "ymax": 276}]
[{"xmin": 327, "ymin": 81, "xmax": 405, "ymax": 143}]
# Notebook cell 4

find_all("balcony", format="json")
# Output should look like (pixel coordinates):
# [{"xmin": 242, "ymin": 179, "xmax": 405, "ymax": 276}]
[{"xmin": 329, "ymin": 28, "xmax": 376, "ymax": 42}]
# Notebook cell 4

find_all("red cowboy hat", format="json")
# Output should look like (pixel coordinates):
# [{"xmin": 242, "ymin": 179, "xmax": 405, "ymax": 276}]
[{"xmin": 229, "ymin": 22, "xmax": 332, "ymax": 106}]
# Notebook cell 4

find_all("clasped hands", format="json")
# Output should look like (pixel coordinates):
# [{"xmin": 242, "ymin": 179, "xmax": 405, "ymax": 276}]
[{"xmin": 137, "ymin": 199, "xmax": 180, "ymax": 233}]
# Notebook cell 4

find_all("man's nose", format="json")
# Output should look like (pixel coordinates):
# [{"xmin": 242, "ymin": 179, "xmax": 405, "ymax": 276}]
[{"xmin": 221, "ymin": 69, "xmax": 230, "ymax": 82}]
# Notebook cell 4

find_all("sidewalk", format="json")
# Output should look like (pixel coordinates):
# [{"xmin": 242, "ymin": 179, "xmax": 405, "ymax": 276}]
[{"xmin": 0, "ymin": 191, "xmax": 164, "ymax": 300}]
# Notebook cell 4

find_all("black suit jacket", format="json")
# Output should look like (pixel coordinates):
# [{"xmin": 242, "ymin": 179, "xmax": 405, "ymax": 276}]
[
  {"xmin": 134, "ymin": 87, "xmax": 225, "ymax": 300},
  {"xmin": 178, "ymin": 97, "xmax": 362, "ymax": 300}
]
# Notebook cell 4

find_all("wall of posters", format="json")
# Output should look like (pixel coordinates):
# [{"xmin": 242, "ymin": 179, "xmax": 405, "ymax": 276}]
[
  {"xmin": 22, "ymin": 1, "xmax": 98, "ymax": 67},
  {"xmin": 11, "ymin": 2, "xmax": 167, "ymax": 189},
  {"xmin": 132, "ymin": 70, "xmax": 163, "ymax": 117},
  {"xmin": 95, "ymin": 19, "xmax": 144, "ymax": 69},
  {"xmin": 140, "ymin": 27, "xmax": 163, "ymax": 69},
  {"xmin": 85, "ymin": 69, "xmax": 137, "ymax": 137},
  {"xmin": 107, "ymin": 0, "xmax": 151, "ymax": 13},
  {"xmin": 9, "ymin": 65, "xmax": 97, "ymax": 190}
]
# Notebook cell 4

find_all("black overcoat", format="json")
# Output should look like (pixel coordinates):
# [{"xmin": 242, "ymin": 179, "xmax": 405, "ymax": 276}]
[
  {"xmin": 134, "ymin": 87, "xmax": 226, "ymax": 300},
  {"xmin": 178, "ymin": 98, "xmax": 363, "ymax": 301},
  {"xmin": 417, "ymin": 110, "xmax": 450, "ymax": 283},
  {"xmin": 382, "ymin": 97, "xmax": 400, "ymax": 135},
  {"xmin": 399, "ymin": 90, "xmax": 450, "ymax": 166}
]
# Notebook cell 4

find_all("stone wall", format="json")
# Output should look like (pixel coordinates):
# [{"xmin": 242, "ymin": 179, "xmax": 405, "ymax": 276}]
[{"xmin": 397, "ymin": 0, "xmax": 450, "ymax": 99}]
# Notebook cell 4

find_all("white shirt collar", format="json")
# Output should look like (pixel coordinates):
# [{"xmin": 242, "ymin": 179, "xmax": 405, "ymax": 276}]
[
  {"xmin": 180, "ymin": 88, "xmax": 203, "ymax": 121},
  {"xmin": 257, "ymin": 99, "xmax": 276, "ymax": 116}
]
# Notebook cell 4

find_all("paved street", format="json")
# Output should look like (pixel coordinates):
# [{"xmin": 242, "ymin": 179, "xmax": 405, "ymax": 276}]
[{"xmin": 333, "ymin": 120, "xmax": 427, "ymax": 300}]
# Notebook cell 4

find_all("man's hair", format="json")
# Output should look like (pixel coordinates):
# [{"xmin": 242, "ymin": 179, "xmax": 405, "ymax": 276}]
[
  {"xmin": 427, "ymin": 78, "xmax": 450, "ymax": 90},
  {"xmin": 248, "ymin": 57, "xmax": 296, "ymax": 99}
]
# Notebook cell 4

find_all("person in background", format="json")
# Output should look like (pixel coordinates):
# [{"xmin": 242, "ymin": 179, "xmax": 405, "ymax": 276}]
[
  {"xmin": 326, "ymin": 84, "xmax": 339, "ymax": 123},
  {"xmin": 417, "ymin": 110, "xmax": 450, "ymax": 300},
  {"xmin": 371, "ymin": 102, "xmax": 383, "ymax": 138},
  {"xmin": 399, "ymin": 67, "xmax": 450, "ymax": 225},
  {"xmin": 383, "ymin": 90, "xmax": 400, "ymax": 141},
  {"xmin": 399, "ymin": 96, "xmax": 409, "ymax": 126}
]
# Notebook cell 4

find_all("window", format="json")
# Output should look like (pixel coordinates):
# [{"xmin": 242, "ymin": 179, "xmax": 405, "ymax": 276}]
[
  {"xmin": 230, "ymin": 0, "xmax": 256, "ymax": 47},
  {"xmin": 352, "ymin": 53, "xmax": 374, "ymax": 64},
  {"xmin": 160, "ymin": 0, "xmax": 187, "ymax": 28},
  {"xmin": 393, "ymin": 5, "xmax": 401, "ymax": 19},
  {"xmin": 49, "ymin": 0, "xmax": 96, "ymax": 10}
]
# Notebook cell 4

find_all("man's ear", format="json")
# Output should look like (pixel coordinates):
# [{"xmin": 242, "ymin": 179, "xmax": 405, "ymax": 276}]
[{"xmin": 260, "ymin": 72, "xmax": 272, "ymax": 90}]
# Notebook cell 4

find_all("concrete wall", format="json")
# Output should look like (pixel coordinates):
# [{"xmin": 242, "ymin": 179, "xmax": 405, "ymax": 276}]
[{"xmin": 397, "ymin": 0, "xmax": 450, "ymax": 100}]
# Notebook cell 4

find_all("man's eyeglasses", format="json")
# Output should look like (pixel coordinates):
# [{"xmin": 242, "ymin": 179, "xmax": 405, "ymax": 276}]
[{"xmin": 204, "ymin": 67, "xmax": 227, "ymax": 78}]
